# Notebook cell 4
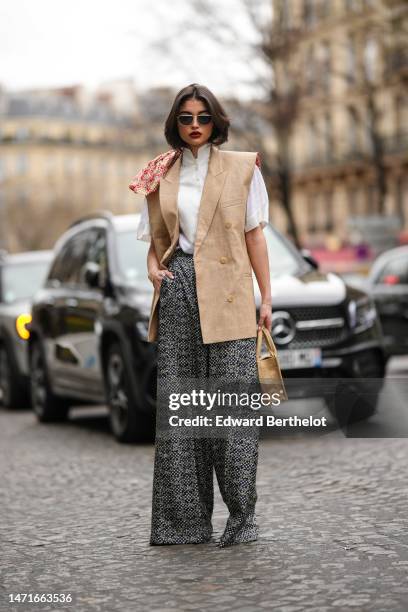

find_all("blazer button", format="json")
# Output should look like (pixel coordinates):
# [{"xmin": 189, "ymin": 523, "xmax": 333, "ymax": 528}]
[
  {"xmin": 219, "ymin": 256, "xmax": 228, "ymax": 264},
  {"xmin": 227, "ymin": 295, "xmax": 234, "ymax": 302},
  {"xmin": 225, "ymin": 222, "xmax": 232, "ymax": 229}
]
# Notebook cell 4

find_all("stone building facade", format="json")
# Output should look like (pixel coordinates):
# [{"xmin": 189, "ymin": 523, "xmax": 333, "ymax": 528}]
[
  {"xmin": 271, "ymin": 0, "xmax": 408, "ymax": 247},
  {"xmin": 0, "ymin": 81, "xmax": 149, "ymax": 251}
]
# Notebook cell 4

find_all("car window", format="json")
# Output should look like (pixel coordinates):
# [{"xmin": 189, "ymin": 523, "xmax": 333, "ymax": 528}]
[
  {"xmin": 80, "ymin": 229, "xmax": 108, "ymax": 289},
  {"xmin": 376, "ymin": 257, "xmax": 408, "ymax": 285},
  {"xmin": 1, "ymin": 260, "xmax": 50, "ymax": 304},
  {"xmin": 114, "ymin": 225, "xmax": 304, "ymax": 283},
  {"xmin": 48, "ymin": 231, "xmax": 93, "ymax": 287},
  {"xmin": 263, "ymin": 225, "xmax": 304, "ymax": 277},
  {"xmin": 115, "ymin": 230, "xmax": 149, "ymax": 283}
]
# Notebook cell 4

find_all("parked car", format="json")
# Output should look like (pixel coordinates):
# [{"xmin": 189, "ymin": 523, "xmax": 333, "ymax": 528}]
[
  {"xmin": 364, "ymin": 245, "xmax": 408, "ymax": 357},
  {"xmin": 29, "ymin": 213, "xmax": 156, "ymax": 442},
  {"xmin": 29, "ymin": 212, "xmax": 387, "ymax": 442},
  {"xmin": 0, "ymin": 250, "xmax": 53, "ymax": 409},
  {"xmin": 264, "ymin": 241, "xmax": 386, "ymax": 427}
]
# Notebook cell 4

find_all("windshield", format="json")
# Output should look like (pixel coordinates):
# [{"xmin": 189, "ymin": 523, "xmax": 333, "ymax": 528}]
[
  {"xmin": 115, "ymin": 230, "xmax": 150, "ymax": 283},
  {"xmin": 262, "ymin": 225, "xmax": 304, "ymax": 277},
  {"xmin": 2, "ymin": 260, "xmax": 50, "ymax": 304},
  {"xmin": 114, "ymin": 225, "xmax": 304, "ymax": 282}
]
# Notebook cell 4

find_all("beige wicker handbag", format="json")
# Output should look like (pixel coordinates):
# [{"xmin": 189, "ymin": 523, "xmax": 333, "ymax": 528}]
[{"xmin": 256, "ymin": 325, "xmax": 288, "ymax": 402}]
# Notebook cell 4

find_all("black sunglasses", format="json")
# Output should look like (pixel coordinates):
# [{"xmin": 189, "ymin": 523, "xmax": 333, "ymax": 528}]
[{"xmin": 177, "ymin": 113, "xmax": 212, "ymax": 126}]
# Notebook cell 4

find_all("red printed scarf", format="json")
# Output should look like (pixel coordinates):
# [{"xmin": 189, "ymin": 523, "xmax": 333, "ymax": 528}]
[{"xmin": 129, "ymin": 146, "xmax": 261, "ymax": 196}]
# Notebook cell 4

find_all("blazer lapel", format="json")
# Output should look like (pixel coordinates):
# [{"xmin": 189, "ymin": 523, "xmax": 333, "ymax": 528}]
[
  {"xmin": 194, "ymin": 145, "xmax": 227, "ymax": 256},
  {"xmin": 160, "ymin": 154, "xmax": 181, "ymax": 242}
]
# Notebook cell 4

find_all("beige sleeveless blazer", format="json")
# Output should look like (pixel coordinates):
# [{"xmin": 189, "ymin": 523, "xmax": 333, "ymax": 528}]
[{"xmin": 146, "ymin": 144, "xmax": 259, "ymax": 344}]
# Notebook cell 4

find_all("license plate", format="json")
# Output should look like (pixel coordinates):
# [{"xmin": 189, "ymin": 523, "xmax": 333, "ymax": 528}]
[{"xmin": 276, "ymin": 348, "xmax": 322, "ymax": 369}]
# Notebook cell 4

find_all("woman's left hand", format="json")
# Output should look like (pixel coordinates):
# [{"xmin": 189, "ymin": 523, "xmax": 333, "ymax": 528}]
[{"xmin": 258, "ymin": 303, "xmax": 272, "ymax": 333}]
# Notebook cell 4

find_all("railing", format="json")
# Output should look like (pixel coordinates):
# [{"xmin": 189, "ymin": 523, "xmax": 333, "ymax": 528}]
[{"xmin": 294, "ymin": 132, "xmax": 408, "ymax": 172}]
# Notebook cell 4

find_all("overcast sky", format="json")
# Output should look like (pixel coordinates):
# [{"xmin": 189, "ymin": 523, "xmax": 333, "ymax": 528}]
[{"xmin": 0, "ymin": 0, "xmax": 271, "ymax": 100}]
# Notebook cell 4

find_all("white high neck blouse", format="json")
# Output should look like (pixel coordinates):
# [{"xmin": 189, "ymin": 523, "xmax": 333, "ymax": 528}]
[{"xmin": 136, "ymin": 143, "xmax": 269, "ymax": 254}]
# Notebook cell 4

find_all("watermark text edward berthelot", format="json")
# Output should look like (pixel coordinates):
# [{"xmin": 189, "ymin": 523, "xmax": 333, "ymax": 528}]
[{"xmin": 168, "ymin": 415, "xmax": 327, "ymax": 427}]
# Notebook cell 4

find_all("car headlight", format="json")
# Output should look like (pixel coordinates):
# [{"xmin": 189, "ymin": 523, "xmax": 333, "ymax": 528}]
[
  {"xmin": 15, "ymin": 313, "xmax": 32, "ymax": 340},
  {"xmin": 347, "ymin": 297, "xmax": 377, "ymax": 333}
]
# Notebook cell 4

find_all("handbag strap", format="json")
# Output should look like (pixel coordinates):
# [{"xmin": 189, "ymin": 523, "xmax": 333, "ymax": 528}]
[{"xmin": 256, "ymin": 325, "xmax": 277, "ymax": 358}]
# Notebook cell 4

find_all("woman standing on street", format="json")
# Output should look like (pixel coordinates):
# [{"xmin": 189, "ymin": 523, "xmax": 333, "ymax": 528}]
[{"xmin": 129, "ymin": 83, "xmax": 272, "ymax": 548}]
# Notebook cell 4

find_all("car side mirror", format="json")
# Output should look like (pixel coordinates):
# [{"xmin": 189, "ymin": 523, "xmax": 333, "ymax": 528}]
[
  {"xmin": 83, "ymin": 262, "xmax": 101, "ymax": 288},
  {"xmin": 300, "ymin": 249, "xmax": 319, "ymax": 270}
]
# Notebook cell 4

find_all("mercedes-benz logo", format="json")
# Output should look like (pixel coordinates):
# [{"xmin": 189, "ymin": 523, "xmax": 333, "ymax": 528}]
[{"xmin": 272, "ymin": 311, "xmax": 296, "ymax": 345}]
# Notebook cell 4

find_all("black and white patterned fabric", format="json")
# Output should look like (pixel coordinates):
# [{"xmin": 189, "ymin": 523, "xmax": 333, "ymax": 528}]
[{"xmin": 150, "ymin": 247, "xmax": 260, "ymax": 548}]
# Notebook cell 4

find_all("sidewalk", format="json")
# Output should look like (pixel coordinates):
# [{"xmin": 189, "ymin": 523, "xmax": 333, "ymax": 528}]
[{"xmin": 1, "ymin": 408, "xmax": 408, "ymax": 611}]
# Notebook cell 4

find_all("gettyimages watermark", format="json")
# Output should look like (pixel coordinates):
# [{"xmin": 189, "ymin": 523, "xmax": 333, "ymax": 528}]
[
  {"xmin": 154, "ymin": 375, "xmax": 408, "ymax": 438},
  {"xmin": 167, "ymin": 388, "xmax": 283, "ymax": 410},
  {"xmin": 155, "ymin": 375, "xmax": 328, "ymax": 439},
  {"xmin": 167, "ymin": 389, "xmax": 327, "ymax": 428}
]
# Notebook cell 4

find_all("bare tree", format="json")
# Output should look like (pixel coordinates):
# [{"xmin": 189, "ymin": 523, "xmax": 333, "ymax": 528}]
[
  {"xmin": 148, "ymin": 0, "xmax": 305, "ymax": 246},
  {"xmin": 147, "ymin": 0, "xmax": 408, "ymax": 243},
  {"xmin": 322, "ymin": 5, "xmax": 408, "ymax": 216}
]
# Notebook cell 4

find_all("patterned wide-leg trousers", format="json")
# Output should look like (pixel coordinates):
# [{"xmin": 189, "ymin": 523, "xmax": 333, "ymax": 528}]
[{"xmin": 150, "ymin": 247, "xmax": 260, "ymax": 547}]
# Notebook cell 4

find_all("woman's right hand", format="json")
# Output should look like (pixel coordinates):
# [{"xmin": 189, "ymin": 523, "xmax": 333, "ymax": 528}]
[{"xmin": 149, "ymin": 268, "xmax": 175, "ymax": 292}]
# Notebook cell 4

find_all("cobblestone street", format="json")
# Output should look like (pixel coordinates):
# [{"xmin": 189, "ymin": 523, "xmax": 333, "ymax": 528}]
[{"xmin": 1, "ymin": 404, "xmax": 408, "ymax": 612}]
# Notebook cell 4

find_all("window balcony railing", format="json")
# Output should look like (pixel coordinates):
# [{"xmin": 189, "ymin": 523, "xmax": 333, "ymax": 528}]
[
  {"xmin": 382, "ymin": 131, "xmax": 408, "ymax": 154},
  {"xmin": 294, "ymin": 138, "xmax": 406, "ymax": 173}
]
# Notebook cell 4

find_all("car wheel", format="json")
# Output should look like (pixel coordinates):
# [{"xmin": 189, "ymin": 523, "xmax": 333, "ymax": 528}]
[
  {"xmin": 0, "ymin": 344, "xmax": 27, "ymax": 409},
  {"xmin": 30, "ymin": 341, "xmax": 70, "ymax": 423},
  {"xmin": 325, "ymin": 379, "xmax": 382, "ymax": 428},
  {"xmin": 105, "ymin": 342, "xmax": 154, "ymax": 443}
]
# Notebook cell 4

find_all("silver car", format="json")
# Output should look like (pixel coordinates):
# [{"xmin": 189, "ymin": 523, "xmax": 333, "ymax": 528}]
[{"xmin": 0, "ymin": 250, "xmax": 53, "ymax": 409}]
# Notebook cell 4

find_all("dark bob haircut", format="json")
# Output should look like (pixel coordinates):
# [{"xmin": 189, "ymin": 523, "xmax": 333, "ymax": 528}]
[{"xmin": 164, "ymin": 83, "xmax": 230, "ymax": 150}]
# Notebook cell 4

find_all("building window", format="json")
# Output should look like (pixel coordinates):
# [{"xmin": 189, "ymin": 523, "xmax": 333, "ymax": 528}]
[
  {"xmin": 15, "ymin": 126, "xmax": 29, "ymax": 141},
  {"xmin": 362, "ymin": 110, "xmax": 372, "ymax": 154},
  {"xmin": 100, "ymin": 158, "xmax": 109, "ymax": 174},
  {"xmin": 363, "ymin": 36, "xmax": 378, "ymax": 82},
  {"xmin": 308, "ymin": 119, "xmax": 318, "ymax": 163},
  {"xmin": 305, "ymin": 45, "xmax": 316, "ymax": 95},
  {"xmin": 45, "ymin": 156, "xmax": 55, "ymax": 176},
  {"xmin": 64, "ymin": 157, "xmax": 74, "ymax": 176},
  {"xmin": 365, "ymin": 183, "xmax": 377, "ymax": 214},
  {"xmin": 16, "ymin": 154, "xmax": 28, "ymax": 175},
  {"xmin": 347, "ymin": 187, "xmax": 357, "ymax": 217},
  {"xmin": 17, "ymin": 187, "xmax": 28, "ymax": 207},
  {"xmin": 323, "ymin": 112, "xmax": 333, "ymax": 161},
  {"xmin": 83, "ymin": 159, "xmax": 92, "ymax": 177},
  {"xmin": 395, "ymin": 177, "xmax": 404, "ymax": 223},
  {"xmin": 395, "ymin": 94, "xmax": 408, "ymax": 144},
  {"xmin": 318, "ymin": 41, "xmax": 331, "ymax": 92},
  {"xmin": 303, "ymin": 0, "xmax": 316, "ymax": 28},
  {"xmin": 347, "ymin": 106, "xmax": 359, "ymax": 154},
  {"xmin": 307, "ymin": 194, "xmax": 316, "ymax": 233},
  {"xmin": 346, "ymin": 34, "xmax": 357, "ymax": 85},
  {"xmin": 344, "ymin": 0, "xmax": 361, "ymax": 11},
  {"xmin": 278, "ymin": 0, "xmax": 291, "ymax": 29},
  {"xmin": 320, "ymin": 0, "xmax": 331, "ymax": 19},
  {"xmin": 325, "ymin": 191, "xmax": 334, "ymax": 231}
]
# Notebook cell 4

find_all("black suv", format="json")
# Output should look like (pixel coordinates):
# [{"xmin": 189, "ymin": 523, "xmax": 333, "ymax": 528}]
[
  {"xmin": 29, "ymin": 213, "xmax": 156, "ymax": 441},
  {"xmin": 29, "ymin": 212, "xmax": 387, "ymax": 442}
]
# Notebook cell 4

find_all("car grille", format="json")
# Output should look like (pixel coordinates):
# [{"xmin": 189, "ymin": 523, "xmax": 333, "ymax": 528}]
[{"xmin": 271, "ymin": 304, "xmax": 348, "ymax": 349}]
